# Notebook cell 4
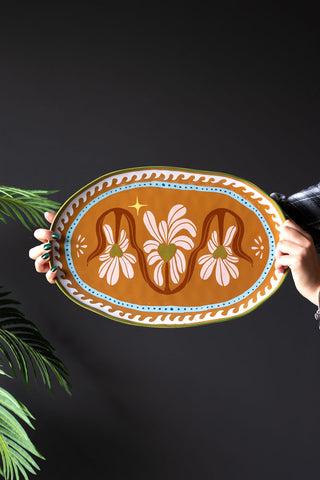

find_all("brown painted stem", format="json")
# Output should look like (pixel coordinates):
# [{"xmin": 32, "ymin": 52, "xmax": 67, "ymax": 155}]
[{"xmin": 87, "ymin": 207, "xmax": 252, "ymax": 295}]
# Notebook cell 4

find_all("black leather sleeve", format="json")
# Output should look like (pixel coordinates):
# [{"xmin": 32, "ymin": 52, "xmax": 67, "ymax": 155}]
[{"xmin": 270, "ymin": 182, "xmax": 320, "ymax": 254}]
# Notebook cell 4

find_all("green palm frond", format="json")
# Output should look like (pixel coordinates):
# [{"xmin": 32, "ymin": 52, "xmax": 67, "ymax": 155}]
[
  {"xmin": 0, "ymin": 367, "xmax": 43, "ymax": 480},
  {"xmin": 0, "ymin": 287, "xmax": 71, "ymax": 395},
  {"xmin": 0, "ymin": 187, "xmax": 60, "ymax": 230}
]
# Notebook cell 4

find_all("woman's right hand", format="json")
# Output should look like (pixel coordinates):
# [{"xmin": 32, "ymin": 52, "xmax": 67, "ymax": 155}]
[{"xmin": 28, "ymin": 212, "xmax": 59, "ymax": 284}]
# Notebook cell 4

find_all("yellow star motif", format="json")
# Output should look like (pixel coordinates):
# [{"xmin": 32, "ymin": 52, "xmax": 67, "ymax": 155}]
[{"xmin": 128, "ymin": 197, "xmax": 148, "ymax": 215}]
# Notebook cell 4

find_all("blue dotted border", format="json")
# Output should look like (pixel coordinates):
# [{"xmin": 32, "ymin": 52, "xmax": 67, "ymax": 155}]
[{"xmin": 64, "ymin": 181, "xmax": 275, "ymax": 313}]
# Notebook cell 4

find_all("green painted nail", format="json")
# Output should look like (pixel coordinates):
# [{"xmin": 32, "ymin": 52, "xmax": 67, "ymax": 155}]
[
  {"xmin": 50, "ymin": 266, "xmax": 58, "ymax": 272},
  {"xmin": 52, "ymin": 234, "xmax": 59, "ymax": 239},
  {"xmin": 43, "ymin": 243, "xmax": 52, "ymax": 250},
  {"xmin": 41, "ymin": 252, "xmax": 50, "ymax": 260}
]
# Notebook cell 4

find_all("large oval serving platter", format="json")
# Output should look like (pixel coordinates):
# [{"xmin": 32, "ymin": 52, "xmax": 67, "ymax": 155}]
[{"xmin": 50, "ymin": 167, "xmax": 286, "ymax": 327}]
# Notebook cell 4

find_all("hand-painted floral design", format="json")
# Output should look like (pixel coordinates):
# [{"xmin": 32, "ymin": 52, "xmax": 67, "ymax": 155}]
[
  {"xmin": 251, "ymin": 235, "xmax": 264, "ymax": 259},
  {"xmin": 198, "ymin": 225, "xmax": 239, "ymax": 286},
  {"xmin": 143, "ymin": 204, "xmax": 197, "ymax": 286},
  {"xmin": 98, "ymin": 224, "xmax": 136, "ymax": 286},
  {"xmin": 75, "ymin": 234, "xmax": 88, "ymax": 258}
]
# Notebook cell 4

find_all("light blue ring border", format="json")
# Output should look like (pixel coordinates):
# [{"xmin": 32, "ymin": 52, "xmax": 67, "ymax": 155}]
[{"xmin": 64, "ymin": 181, "xmax": 275, "ymax": 313}]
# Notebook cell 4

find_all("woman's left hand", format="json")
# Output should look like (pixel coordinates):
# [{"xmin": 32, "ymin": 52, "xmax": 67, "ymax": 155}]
[{"xmin": 275, "ymin": 219, "xmax": 320, "ymax": 305}]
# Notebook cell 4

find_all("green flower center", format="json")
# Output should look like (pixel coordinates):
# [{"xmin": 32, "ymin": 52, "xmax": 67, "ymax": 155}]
[
  {"xmin": 158, "ymin": 243, "xmax": 176, "ymax": 262},
  {"xmin": 213, "ymin": 245, "xmax": 227, "ymax": 259},
  {"xmin": 110, "ymin": 244, "xmax": 123, "ymax": 258}
]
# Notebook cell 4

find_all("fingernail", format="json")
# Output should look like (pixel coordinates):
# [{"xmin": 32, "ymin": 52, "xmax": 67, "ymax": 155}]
[
  {"xmin": 52, "ymin": 234, "xmax": 59, "ymax": 240},
  {"xmin": 43, "ymin": 243, "xmax": 52, "ymax": 250},
  {"xmin": 50, "ymin": 266, "xmax": 58, "ymax": 272},
  {"xmin": 41, "ymin": 252, "xmax": 50, "ymax": 260}
]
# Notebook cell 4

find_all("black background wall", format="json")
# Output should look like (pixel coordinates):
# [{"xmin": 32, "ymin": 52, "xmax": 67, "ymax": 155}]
[{"xmin": 1, "ymin": 3, "xmax": 320, "ymax": 479}]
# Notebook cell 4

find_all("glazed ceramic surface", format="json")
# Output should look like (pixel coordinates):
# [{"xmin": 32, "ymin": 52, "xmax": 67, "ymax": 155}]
[{"xmin": 50, "ymin": 167, "xmax": 285, "ymax": 327}]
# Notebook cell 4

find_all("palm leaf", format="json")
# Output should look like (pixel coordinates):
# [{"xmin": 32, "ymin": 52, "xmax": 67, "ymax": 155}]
[
  {"xmin": 0, "ymin": 187, "xmax": 60, "ymax": 230},
  {"xmin": 0, "ymin": 368, "xmax": 43, "ymax": 480},
  {"xmin": 0, "ymin": 288, "xmax": 70, "ymax": 395}
]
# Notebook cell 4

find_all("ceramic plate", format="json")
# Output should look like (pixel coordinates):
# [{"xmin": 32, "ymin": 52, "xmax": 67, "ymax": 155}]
[{"xmin": 50, "ymin": 167, "xmax": 285, "ymax": 327}]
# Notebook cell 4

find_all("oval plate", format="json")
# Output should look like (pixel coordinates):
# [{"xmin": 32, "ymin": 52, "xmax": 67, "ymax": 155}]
[{"xmin": 51, "ymin": 167, "xmax": 285, "ymax": 327}]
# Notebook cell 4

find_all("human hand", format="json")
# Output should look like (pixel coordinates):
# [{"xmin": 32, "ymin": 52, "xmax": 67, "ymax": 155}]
[
  {"xmin": 29, "ymin": 212, "xmax": 58, "ymax": 284},
  {"xmin": 275, "ymin": 219, "xmax": 320, "ymax": 306}
]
